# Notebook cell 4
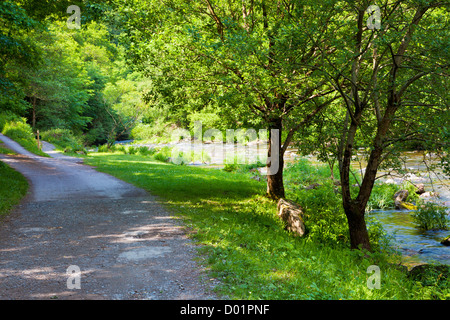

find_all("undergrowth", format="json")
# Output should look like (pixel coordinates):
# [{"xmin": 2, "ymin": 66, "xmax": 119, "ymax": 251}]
[
  {"xmin": 0, "ymin": 157, "xmax": 28, "ymax": 218},
  {"xmin": 0, "ymin": 113, "xmax": 48, "ymax": 157}
]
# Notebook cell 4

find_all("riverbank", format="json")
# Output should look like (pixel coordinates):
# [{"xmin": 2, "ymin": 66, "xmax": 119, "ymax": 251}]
[
  {"xmin": 83, "ymin": 151, "xmax": 449, "ymax": 299},
  {"xmin": 98, "ymin": 141, "xmax": 450, "ymax": 266}
]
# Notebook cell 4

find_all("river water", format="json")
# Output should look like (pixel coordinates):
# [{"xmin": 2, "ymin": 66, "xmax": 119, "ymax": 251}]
[
  {"xmin": 124, "ymin": 140, "xmax": 450, "ymax": 266},
  {"xmin": 365, "ymin": 152, "xmax": 450, "ymax": 266}
]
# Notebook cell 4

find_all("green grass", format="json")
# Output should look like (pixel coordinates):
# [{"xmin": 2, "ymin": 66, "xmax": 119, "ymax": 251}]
[
  {"xmin": 1, "ymin": 117, "xmax": 48, "ymax": 157},
  {"xmin": 84, "ymin": 152, "xmax": 450, "ymax": 300},
  {"xmin": 0, "ymin": 144, "xmax": 28, "ymax": 218},
  {"xmin": 0, "ymin": 145, "xmax": 16, "ymax": 155},
  {"xmin": 0, "ymin": 159, "xmax": 28, "ymax": 219}
]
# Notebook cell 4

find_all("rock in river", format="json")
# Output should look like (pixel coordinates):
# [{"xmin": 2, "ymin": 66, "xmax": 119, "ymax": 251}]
[
  {"xmin": 441, "ymin": 235, "xmax": 450, "ymax": 246},
  {"xmin": 393, "ymin": 189, "xmax": 417, "ymax": 210}
]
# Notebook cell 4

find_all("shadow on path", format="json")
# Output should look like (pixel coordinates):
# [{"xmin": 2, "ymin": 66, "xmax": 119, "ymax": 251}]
[{"xmin": 0, "ymin": 134, "xmax": 217, "ymax": 300}]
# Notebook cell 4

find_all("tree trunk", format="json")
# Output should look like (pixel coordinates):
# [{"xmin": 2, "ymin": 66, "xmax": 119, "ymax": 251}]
[
  {"xmin": 339, "ymin": 109, "xmax": 373, "ymax": 251},
  {"xmin": 32, "ymin": 96, "xmax": 36, "ymax": 130},
  {"xmin": 344, "ymin": 203, "xmax": 372, "ymax": 251},
  {"xmin": 266, "ymin": 117, "xmax": 285, "ymax": 199}
]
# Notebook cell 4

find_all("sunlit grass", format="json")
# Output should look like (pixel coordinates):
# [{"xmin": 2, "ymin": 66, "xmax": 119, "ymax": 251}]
[
  {"xmin": 84, "ymin": 152, "xmax": 450, "ymax": 300},
  {"xmin": 0, "ymin": 160, "xmax": 28, "ymax": 218}
]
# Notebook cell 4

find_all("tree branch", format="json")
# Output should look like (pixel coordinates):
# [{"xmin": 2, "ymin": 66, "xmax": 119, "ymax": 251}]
[{"xmin": 204, "ymin": 0, "xmax": 224, "ymax": 40}]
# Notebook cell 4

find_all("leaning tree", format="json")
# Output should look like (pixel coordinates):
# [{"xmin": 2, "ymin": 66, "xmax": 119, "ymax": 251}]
[{"xmin": 312, "ymin": 0, "xmax": 449, "ymax": 251}]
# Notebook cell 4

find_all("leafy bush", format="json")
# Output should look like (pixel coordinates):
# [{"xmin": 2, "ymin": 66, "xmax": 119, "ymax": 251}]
[
  {"xmin": 40, "ymin": 128, "xmax": 86, "ymax": 153},
  {"xmin": 97, "ymin": 144, "xmax": 109, "ymax": 153},
  {"xmin": 126, "ymin": 145, "xmax": 137, "ymax": 155},
  {"xmin": 367, "ymin": 183, "xmax": 398, "ymax": 211},
  {"xmin": 131, "ymin": 123, "xmax": 153, "ymax": 140},
  {"xmin": 2, "ymin": 120, "xmax": 34, "ymax": 141},
  {"xmin": 115, "ymin": 144, "xmax": 126, "ymax": 154},
  {"xmin": 139, "ymin": 146, "xmax": 156, "ymax": 156},
  {"xmin": 153, "ymin": 146, "xmax": 172, "ymax": 162},
  {"xmin": 1, "ymin": 117, "xmax": 48, "ymax": 157},
  {"xmin": 136, "ymin": 146, "xmax": 148, "ymax": 155},
  {"xmin": 0, "ymin": 112, "xmax": 20, "ymax": 132},
  {"xmin": 400, "ymin": 182, "xmax": 420, "ymax": 204},
  {"xmin": 412, "ymin": 201, "xmax": 449, "ymax": 230},
  {"xmin": 188, "ymin": 112, "xmax": 222, "ymax": 137},
  {"xmin": 131, "ymin": 121, "xmax": 179, "ymax": 143},
  {"xmin": 223, "ymin": 163, "xmax": 238, "ymax": 172}
]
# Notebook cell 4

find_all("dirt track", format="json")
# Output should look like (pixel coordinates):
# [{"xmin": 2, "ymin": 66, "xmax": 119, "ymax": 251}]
[{"xmin": 0, "ymin": 134, "xmax": 217, "ymax": 300}]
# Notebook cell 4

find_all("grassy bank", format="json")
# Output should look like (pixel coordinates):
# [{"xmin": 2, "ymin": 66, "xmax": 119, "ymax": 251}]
[
  {"xmin": 40, "ymin": 128, "xmax": 86, "ymax": 154},
  {"xmin": 84, "ymin": 152, "xmax": 449, "ymax": 299},
  {"xmin": 0, "ymin": 146, "xmax": 28, "ymax": 218},
  {"xmin": 0, "ymin": 113, "xmax": 48, "ymax": 157}
]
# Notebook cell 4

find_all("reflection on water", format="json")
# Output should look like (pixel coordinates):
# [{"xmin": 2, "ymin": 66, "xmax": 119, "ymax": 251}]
[
  {"xmin": 368, "ymin": 209, "xmax": 450, "ymax": 266},
  {"xmin": 365, "ymin": 151, "xmax": 450, "ymax": 266}
]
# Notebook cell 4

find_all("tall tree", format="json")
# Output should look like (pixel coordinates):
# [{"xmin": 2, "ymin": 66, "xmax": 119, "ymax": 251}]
[
  {"xmin": 112, "ymin": 0, "xmax": 338, "ymax": 199},
  {"xmin": 0, "ymin": 0, "xmax": 40, "ymax": 114},
  {"xmin": 14, "ymin": 22, "xmax": 92, "ymax": 131},
  {"xmin": 315, "ymin": 0, "xmax": 449, "ymax": 251}
]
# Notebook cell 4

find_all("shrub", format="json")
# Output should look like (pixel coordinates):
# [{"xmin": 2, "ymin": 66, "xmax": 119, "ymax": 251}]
[
  {"xmin": 40, "ymin": 128, "xmax": 85, "ymax": 154},
  {"xmin": 188, "ymin": 112, "xmax": 222, "ymax": 137},
  {"xmin": 131, "ymin": 121, "xmax": 177, "ymax": 142},
  {"xmin": 97, "ymin": 144, "xmax": 117, "ymax": 153},
  {"xmin": 97, "ymin": 144, "xmax": 109, "ymax": 153},
  {"xmin": 2, "ymin": 120, "xmax": 34, "ymax": 141},
  {"xmin": 135, "ymin": 145, "xmax": 158, "ymax": 156},
  {"xmin": 0, "ymin": 112, "xmax": 20, "ymax": 132},
  {"xmin": 146, "ymin": 147, "xmax": 157, "ymax": 156},
  {"xmin": 63, "ymin": 146, "xmax": 73, "ymax": 153},
  {"xmin": 153, "ymin": 146, "xmax": 172, "ymax": 162},
  {"xmin": 412, "ymin": 201, "xmax": 449, "ymax": 230},
  {"xmin": 116, "ymin": 145, "xmax": 126, "ymax": 154},
  {"xmin": 400, "ymin": 182, "xmax": 420, "ymax": 204},
  {"xmin": 1, "ymin": 117, "xmax": 48, "ymax": 157},
  {"xmin": 223, "ymin": 163, "xmax": 238, "ymax": 172},
  {"xmin": 126, "ymin": 145, "xmax": 137, "ymax": 155},
  {"xmin": 367, "ymin": 182, "xmax": 398, "ymax": 211}
]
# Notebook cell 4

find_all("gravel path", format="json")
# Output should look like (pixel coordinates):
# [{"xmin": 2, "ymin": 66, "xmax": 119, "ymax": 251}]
[{"xmin": 0, "ymin": 134, "xmax": 217, "ymax": 300}]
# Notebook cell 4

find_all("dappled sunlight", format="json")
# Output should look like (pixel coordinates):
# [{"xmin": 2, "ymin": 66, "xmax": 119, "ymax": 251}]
[
  {"xmin": 81, "ymin": 151, "xmax": 448, "ymax": 299},
  {"xmin": 85, "ymin": 222, "xmax": 186, "ymax": 244}
]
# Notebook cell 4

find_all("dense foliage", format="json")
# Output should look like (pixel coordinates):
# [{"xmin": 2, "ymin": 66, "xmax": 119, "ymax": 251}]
[{"xmin": 0, "ymin": 0, "xmax": 148, "ymax": 145}]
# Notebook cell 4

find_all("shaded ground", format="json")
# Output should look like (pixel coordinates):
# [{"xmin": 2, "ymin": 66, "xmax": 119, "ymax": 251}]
[{"xmin": 0, "ymin": 134, "xmax": 217, "ymax": 300}]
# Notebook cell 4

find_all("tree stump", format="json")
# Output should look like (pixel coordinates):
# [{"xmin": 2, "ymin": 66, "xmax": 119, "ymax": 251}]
[{"xmin": 277, "ymin": 198, "xmax": 306, "ymax": 237}]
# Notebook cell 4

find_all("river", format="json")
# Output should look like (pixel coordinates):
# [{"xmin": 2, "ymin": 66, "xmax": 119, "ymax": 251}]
[{"xmin": 365, "ymin": 151, "xmax": 450, "ymax": 266}]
